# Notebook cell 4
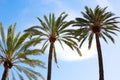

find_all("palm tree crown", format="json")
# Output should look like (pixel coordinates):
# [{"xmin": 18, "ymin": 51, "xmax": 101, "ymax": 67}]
[
  {"xmin": 25, "ymin": 12, "xmax": 81, "ymax": 80},
  {"xmin": 73, "ymin": 5, "xmax": 120, "ymax": 48},
  {"xmin": 25, "ymin": 12, "xmax": 81, "ymax": 64},
  {"xmin": 0, "ymin": 23, "xmax": 45, "ymax": 80}
]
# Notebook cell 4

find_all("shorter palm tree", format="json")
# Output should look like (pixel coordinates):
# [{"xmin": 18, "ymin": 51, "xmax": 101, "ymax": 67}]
[
  {"xmin": 72, "ymin": 6, "xmax": 120, "ymax": 80},
  {"xmin": 0, "ymin": 22, "xmax": 45, "ymax": 80},
  {"xmin": 25, "ymin": 12, "xmax": 81, "ymax": 80}
]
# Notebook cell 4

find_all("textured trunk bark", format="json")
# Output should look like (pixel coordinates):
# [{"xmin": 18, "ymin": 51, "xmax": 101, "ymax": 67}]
[
  {"xmin": 2, "ymin": 66, "xmax": 9, "ymax": 80},
  {"xmin": 47, "ymin": 43, "xmax": 54, "ymax": 80},
  {"xmin": 95, "ymin": 34, "xmax": 104, "ymax": 80}
]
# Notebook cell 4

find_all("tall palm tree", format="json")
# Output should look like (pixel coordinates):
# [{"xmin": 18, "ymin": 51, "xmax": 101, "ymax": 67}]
[
  {"xmin": 73, "ymin": 6, "xmax": 119, "ymax": 80},
  {"xmin": 0, "ymin": 22, "xmax": 45, "ymax": 80},
  {"xmin": 25, "ymin": 12, "xmax": 81, "ymax": 80}
]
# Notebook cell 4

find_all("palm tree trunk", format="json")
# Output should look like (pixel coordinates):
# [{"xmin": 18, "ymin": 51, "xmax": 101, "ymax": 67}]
[
  {"xmin": 47, "ymin": 43, "xmax": 54, "ymax": 80},
  {"xmin": 95, "ymin": 34, "xmax": 104, "ymax": 80},
  {"xmin": 2, "ymin": 66, "xmax": 9, "ymax": 80}
]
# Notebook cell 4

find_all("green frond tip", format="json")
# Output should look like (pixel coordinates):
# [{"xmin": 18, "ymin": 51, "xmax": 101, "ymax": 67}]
[
  {"xmin": 88, "ymin": 32, "xmax": 94, "ymax": 49},
  {"xmin": 75, "ymin": 46, "xmax": 82, "ymax": 56},
  {"xmin": 103, "ymin": 32, "xmax": 115, "ymax": 43},
  {"xmin": 53, "ymin": 45, "xmax": 58, "ymax": 64}
]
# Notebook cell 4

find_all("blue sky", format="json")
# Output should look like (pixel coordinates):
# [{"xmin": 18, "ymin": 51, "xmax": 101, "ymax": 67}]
[{"xmin": 0, "ymin": 0, "xmax": 120, "ymax": 80}]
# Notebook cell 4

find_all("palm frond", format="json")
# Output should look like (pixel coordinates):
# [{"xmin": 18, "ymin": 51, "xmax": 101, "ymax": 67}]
[
  {"xmin": 53, "ymin": 44, "xmax": 57, "ymax": 64},
  {"xmin": 14, "ymin": 32, "xmax": 29, "ymax": 51},
  {"xmin": 41, "ymin": 41, "xmax": 48, "ymax": 53},
  {"xmin": 15, "ymin": 65, "xmax": 44, "ymax": 80},
  {"xmin": 74, "ymin": 46, "xmax": 82, "ymax": 56},
  {"xmin": 61, "ymin": 39, "xmax": 74, "ymax": 50},
  {"xmin": 0, "ymin": 41, "xmax": 6, "ymax": 55},
  {"xmin": 17, "ymin": 72, "xmax": 24, "ymax": 80},
  {"xmin": 57, "ymin": 39, "xmax": 64, "ymax": 50},
  {"xmin": 21, "ymin": 37, "xmax": 42, "ymax": 51},
  {"xmin": 0, "ymin": 22, "xmax": 6, "ymax": 47},
  {"xmin": 100, "ymin": 33, "xmax": 108, "ymax": 43},
  {"xmin": 7, "ymin": 24, "xmax": 14, "ymax": 51},
  {"xmin": 12, "ymin": 71, "xmax": 16, "ymax": 80},
  {"xmin": 37, "ymin": 17, "xmax": 50, "ymax": 33},
  {"xmin": 19, "ymin": 59, "xmax": 44, "ymax": 67},
  {"xmin": 14, "ymin": 49, "xmax": 42, "ymax": 60},
  {"xmin": 79, "ymin": 35, "xmax": 88, "ymax": 48},
  {"xmin": 103, "ymin": 32, "xmax": 115, "ymax": 43},
  {"xmin": 88, "ymin": 32, "xmax": 94, "ymax": 49},
  {"xmin": 13, "ymin": 32, "xmax": 21, "ymax": 49},
  {"xmin": 0, "ymin": 60, "xmax": 4, "ymax": 65}
]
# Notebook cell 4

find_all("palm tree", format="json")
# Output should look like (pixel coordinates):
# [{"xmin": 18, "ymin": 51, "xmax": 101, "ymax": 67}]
[
  {"xmin": 0, "ymin": 22, "xmax": 45, "ymax": 80},
  {"xmin": 25, "ymin": 12, "xmax": 81, "ymax": 80},
  {"xmin": 73, "ymin": 6, "xmax": 119, "ymax": 80}
]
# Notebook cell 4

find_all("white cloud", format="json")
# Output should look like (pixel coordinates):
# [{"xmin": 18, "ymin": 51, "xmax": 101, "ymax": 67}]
[{"xmin": 55, "ymin": 41, "xmax": 97, "ymax": 62}]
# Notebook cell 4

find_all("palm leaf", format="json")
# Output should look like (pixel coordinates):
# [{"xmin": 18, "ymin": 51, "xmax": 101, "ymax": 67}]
[
  {"xmin": 0, "ymin": 60, "xmax": 3, "ymax": 64},
  {"xmin": 79, "ymin": 35, "xmax": 88, "ymax": 48},
  {"xmin": 15, "ymin": 65, "xmax": 44, "ymax": 80},
  {"xmin": 74, "ymin": 46, "xmax": 82, "ymax": 56},
  {"xmin": 13, "ymin": 32, "xmax": 20, "ymax": 49},
  {"xmin": 14, "ymin": 49, "xmax": 42, "ymax": 60},
  {"xmin": 14, "ymin": 65, "xmax": 22, "ymax": 72},
  {"xmin": 22, "ymin": 67, "xmax": 40, "ymax": 80},
  {"xmin": 26, "ymin": 67, "xmax": 45, "ymax": 80},
  {"xmin": 88, "ymin": 32, "xmax": 94, "ymax": 49},
  {"xmin": 20, "ymin": 37, "xmax": 42, "ymax": 51},
  {"xmin": 14, "ymin": 32, "xmax": 29, "ymax": 50},
  {"xmin": 37, "ymin": 17, "xmax": 49, "ymax": 32},
  {"xmin": 20, "ymin": 59, "xmax": 44, "ymax": 67},
  {"xmin": 17, "ymin": 72, "xmax": 24, "ymax": 80},
  {"xmin": 0, "ymin": 41, "xmax": 6, "ymax": 54},
  {"xmin": 100, "ymin": 33, "xmax": 108, "ymax": 43},
  {"xmin": 7, "ymin": 25, "xmax": 14, "ymax": 51},
  {"xmin": 103, "ymin": 32, "xmax": 115, "ymax": 43},
  {"xmin": 51, "ymin": 13, "xmax": 56, "ymax": 32},
  {"xmin": 76, "ymin": 18, "xmax": 89, "ymax": 23},
  {"xmin": 53, "ymin": 44, "xmax": 57, "ymax": 64},
  {"xmin": 44, "ymin": 15, "xmax": 51, "ymax": 28},
  {"xmin": 0, "ymin": 22, "xmax": 6, "ymax": 47},
  {"xmin": 57, "ymin": 39, "xmax": 64, "ymax": 50},
  {"xmin": 61, "ymin": 39, "xmax": 74, "ymax": 50},
  {"xmin": 12, "ymin": 71, "xmax": 16, "ymax": 80}
]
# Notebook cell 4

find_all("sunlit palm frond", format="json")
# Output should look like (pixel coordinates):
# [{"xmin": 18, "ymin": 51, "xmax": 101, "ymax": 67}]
[{"xmin": 0, "ymin": 23, "xmax": 45, "ymax": 80}]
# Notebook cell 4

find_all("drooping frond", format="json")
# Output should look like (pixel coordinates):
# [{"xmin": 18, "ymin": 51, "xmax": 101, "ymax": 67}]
[{"xmin": 15, "ymin": 65, "xmax": 45, "ymax": 80}]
